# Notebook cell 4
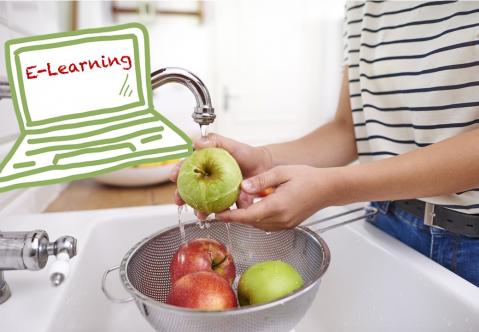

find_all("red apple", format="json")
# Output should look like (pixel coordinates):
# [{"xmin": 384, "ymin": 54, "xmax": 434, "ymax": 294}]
[
  {"xmin": 170, "ymin": 238, "xmax": 236, "ymax": 285},
  {"xmin": 166, "ymin": 271, "xmax": 237, "ymax": 310}
]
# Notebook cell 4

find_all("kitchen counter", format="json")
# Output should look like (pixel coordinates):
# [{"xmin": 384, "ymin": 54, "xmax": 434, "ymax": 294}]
[{"xmin": 46, "ymin": 179, "xmax": 176, "ymax": 212}]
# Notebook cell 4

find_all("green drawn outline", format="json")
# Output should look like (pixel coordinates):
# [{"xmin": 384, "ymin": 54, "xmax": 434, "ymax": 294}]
[
  {"xmin": 0, "ymin": 23, "xmax": 193, "ymax": 193},
  {"xmin": 24, "ymin": 110, "xmax": 151, "ymax": 135},
  {"xmin": 13, "ymin": 161, "xmax": 36, "ymax": 169},
  {"xmin": 53, "ymin": 142, "xmax": 137, "ymax": 165},
  {"xmin": 0, "ymin": 150, "xmax": 191, "ymax": 193},
  {"xmin": 15, "ymin": 34, "xmax": 144, "ymax": 126},
  {"xmin": 119, "ymin": 73, "xmax": 129, "ymax": 95},
  {"xmin": 27, "ymin": 117, "xmax": 161, "ymax": 144},
  {"xmin": 26, "ymin": 126, "xmax": 164, "ymax": 155},
  {"xmin": 141, "ymin": 134, "xmax": 163, "ymax": 144},
  {"xmin": 2, "ymin": 144, "xmax": 190, "ymax": 182}
]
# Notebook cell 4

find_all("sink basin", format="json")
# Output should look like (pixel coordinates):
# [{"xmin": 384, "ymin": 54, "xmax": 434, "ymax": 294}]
[{"xmin": 1, "ymin": 204, "xmax": 479, "ymax": 331}]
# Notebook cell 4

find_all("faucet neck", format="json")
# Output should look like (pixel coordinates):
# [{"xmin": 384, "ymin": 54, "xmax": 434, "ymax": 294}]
[{"xmin": 151, "ymin": 67, "xmax": 215, "ymax": 126}]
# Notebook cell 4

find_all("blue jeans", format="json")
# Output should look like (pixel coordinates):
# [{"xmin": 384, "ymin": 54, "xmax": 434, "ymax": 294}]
[{"xmin": 367, "ymin": 201, "xmax": 479, "ymax": 287}]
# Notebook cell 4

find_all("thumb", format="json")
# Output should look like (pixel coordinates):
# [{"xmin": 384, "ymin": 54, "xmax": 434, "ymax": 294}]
[
  {"xmin": 194, "ymin": 133, "xmax": 230, "ymax": 149},
  {"xmin": 241, "ymin": 166, "xmax": 289, "ymax": 194},
  {"xmin": 194, "ymin": 133, "xmax": 241, "ymax": 155}
]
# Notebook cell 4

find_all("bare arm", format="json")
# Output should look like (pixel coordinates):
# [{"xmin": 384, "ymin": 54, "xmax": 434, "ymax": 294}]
[
  {"xmin": 335, "ymin": 128, "xmax": 479, "ymax": 205},
  {"xmin": 265, "ymin": 68, "xmax": 357, "ymax": 168},
  {"xmin": 216, "ymin": 127, "xmax": 479, "ymax": 230}
]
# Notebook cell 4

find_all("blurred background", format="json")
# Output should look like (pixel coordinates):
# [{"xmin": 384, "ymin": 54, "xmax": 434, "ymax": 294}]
[{"xmin": 0, "ymin": 0, "xmax": 345, "ymax": 213}]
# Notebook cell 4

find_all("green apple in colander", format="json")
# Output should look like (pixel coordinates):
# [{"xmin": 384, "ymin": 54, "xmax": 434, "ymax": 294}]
[
  {"xmin": 238, "ymin": 260, "xmax": 304, "ymax": 306},
  {"xmin": 177, "ymin": 148, "xmax": 242, "ymax": 214}
]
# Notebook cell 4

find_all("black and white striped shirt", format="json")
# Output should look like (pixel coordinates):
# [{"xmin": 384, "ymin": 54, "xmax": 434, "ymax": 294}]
[{"xmin": 344, "ymin": 1, "xmax": 479, "ymax": 214}]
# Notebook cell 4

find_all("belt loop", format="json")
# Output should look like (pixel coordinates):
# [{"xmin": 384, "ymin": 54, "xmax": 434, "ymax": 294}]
[
  {"xmin": 376, "ymin": 201, "xmax": 391, "ymax": 215},
  {"xmin": 424, "ymin": 202, "xmax": 436, "ymax": 226}
]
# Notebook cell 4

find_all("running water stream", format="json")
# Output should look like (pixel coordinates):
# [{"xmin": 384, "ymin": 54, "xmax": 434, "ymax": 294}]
[{"xmin": 177, "ymin": 205, "xmax": 187, "ymax": 244}]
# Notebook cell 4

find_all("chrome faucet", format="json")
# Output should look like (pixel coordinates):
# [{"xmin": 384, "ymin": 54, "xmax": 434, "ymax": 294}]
[
  {"xmin": 0, "ymin": 67, "xmax": 216, "ymax": 126},
  {"xmin": 0, "ymin": 230, "xmax": 77, "ymax": 304},
  {"xmin": 151, "ymin": 67, "xmax": 216, "ymax": 126}
]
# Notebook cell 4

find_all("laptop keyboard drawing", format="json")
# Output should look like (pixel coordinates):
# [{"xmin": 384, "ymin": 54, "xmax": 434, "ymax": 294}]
[{"xmin": 0, "ymin": 23, "xmax": 192, "ymax": 192}]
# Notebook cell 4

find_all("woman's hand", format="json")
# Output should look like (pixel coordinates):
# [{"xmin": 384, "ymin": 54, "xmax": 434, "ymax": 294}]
[
  {"xmin": 216, "ymin": 165, "xmax": 342, "ymax": 231},
  {"xmin": 169, "ymin": 133, "xmax": 275, "ymax": 218}
]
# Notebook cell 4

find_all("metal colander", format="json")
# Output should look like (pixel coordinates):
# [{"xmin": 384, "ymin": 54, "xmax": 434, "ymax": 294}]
[{"xmin": 102, "ymin": 207, "xmax": 377, "ymax": 332}]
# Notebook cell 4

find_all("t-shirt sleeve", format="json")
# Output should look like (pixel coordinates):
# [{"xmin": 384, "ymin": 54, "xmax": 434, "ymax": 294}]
[{"xmin": 342, "ymin": 4, "xmax": 350, "ymax": 66}]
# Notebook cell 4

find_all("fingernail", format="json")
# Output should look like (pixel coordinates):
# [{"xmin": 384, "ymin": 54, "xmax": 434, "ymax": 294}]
[{"xmin": 242, "ymin": 180, "xmax": 254, "ymax": 191}]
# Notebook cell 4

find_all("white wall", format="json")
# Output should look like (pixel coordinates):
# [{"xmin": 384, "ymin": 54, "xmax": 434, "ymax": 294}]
[
  {"xmin": 0, "ymin": 1, "xmax": 70, "ymax": 145},
  {"xmin": 212, "ymin": 0, "xmax": 345, "ymax": 145},
  {"xmin": 0, "ymin": 1, "xmax": 70, "ymax": 213}
]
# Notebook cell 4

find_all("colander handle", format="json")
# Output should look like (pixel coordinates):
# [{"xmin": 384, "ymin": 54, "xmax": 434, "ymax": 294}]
[
  {"xmin": 101, "ymin": 265, "xmax": 134, "ymax": 304},
  {"xmin": 304, "ymin": 206, "xmax": 378, "ymax": 233}
]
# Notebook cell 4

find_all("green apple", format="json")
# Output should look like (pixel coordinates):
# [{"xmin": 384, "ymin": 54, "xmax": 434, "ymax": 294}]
[
  {"xmin": 238, "ymin": 260, "xmax": 304, "ymax": 306},
  {"xmin": 177, "ymin": 148, "xmax": 242, "ymax": 214}
]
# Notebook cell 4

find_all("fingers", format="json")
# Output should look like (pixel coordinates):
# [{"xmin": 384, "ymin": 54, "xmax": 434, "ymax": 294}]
[
  {"xmin": 169, "ymin": 160, "xmax": 184, "ymax": 182},
  {"xmin": 236, "ymin": 190, "xmax": 254, "ymax": 209},
  {"xmin": 193, "ymin": 133, "xmax": 239, "ymax": 156},
  {"xmin": 174, "ymin": 190, "xmax": 185, "ymax": 205},
  {"xmin": 196, "ymin": 211, "xmax": 209, "ymax": 220},
  {"xmin": 216, "ymin": 197, "xmax": 272, "ymax": 225},
  {"xmin": 241, "ymin": 166, "xmax": 290, "ymax": 195}
]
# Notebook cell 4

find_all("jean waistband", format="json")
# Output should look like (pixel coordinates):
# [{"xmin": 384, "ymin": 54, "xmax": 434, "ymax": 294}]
[{"xmin": 370, "ymin": 200, "xmax": 479, "ymax": 238}]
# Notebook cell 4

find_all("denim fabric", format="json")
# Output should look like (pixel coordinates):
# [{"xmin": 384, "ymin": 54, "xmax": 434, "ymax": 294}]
[{"xmin": 368, "ymin": 201, "xmax": 479, "ymax": 287}]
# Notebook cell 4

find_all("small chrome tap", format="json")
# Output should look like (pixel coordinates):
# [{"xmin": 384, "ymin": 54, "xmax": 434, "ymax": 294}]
[
  {"xmin": 0, "ymin": 230, "xmax": 77, "ymax": 304},
  {"xmin": 151, "ymin": 67, "xmax": 216, "ymax": 126}
]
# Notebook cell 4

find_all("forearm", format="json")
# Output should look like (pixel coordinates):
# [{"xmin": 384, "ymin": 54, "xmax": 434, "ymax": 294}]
[
  {"xmin": 333, "ymin": 128, "xmax": 479, "ymax": 205},
  {"xmin": 265, "ymin": 119, "xmax": 357, "ymax": 168},
  {"xmin": 264, "ymin": 68, "xmax": 357, "ymax": 168}
]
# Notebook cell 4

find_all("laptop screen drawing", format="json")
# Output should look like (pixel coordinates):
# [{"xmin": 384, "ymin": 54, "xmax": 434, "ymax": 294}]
[
  {"xmin": 0, "ymin": 23, "xmax": 192, "ymax": 192},
  {"xmin": 15, "ymin": 34, "xmax": 145, "ymax": 126}
]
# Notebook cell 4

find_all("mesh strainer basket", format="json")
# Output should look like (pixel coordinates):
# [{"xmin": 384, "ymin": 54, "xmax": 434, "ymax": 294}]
[{"xmin": 102, "ymin": 207, "xmax": 377, "ymax": 332}]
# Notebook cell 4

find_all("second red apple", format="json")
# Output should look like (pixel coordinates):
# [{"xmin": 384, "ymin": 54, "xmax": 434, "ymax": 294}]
[
  {"xmin": 166, "ymin": 271, "xmax": 237, "ymax": 310},
  {"xmin": 170, "ymin": 238, "xmax": 236, "ymax": 285}
]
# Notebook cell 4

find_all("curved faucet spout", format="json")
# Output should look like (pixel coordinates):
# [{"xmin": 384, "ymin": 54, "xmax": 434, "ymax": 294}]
[{"xmin": 151, "ymin": 67, "xmax": 216, "ymax": 126}]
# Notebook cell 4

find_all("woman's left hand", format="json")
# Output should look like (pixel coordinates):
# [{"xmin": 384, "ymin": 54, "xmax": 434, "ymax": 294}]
[{"xmin": 216, "ymin": 165, "xmax": 342, "ymax": 231}]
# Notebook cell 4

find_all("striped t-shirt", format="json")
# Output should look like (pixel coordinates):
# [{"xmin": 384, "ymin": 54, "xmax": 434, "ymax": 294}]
[{"xmin": 343, "ymin": 1, "xmax": 479, "ymax": 214}]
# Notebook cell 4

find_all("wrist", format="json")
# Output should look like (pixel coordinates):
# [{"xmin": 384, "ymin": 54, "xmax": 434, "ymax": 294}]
[
  {"xmin": 315, "ymin": 166, "xmax": 359, "ymax": 207},
  {"xmin": 258, "ymin": 145, "xmax": 275, "ymax": 171}
]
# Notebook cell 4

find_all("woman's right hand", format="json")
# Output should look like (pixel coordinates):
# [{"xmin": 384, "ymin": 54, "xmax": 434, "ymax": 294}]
[{"xmin": 169, "ymin": 133, "xmax": 274, "ymax": 218}]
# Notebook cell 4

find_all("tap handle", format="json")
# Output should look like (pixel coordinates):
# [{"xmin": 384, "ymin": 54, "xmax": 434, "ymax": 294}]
[
  {"xmin": 47, "ymin": 236, "xmax": 77, "ymax": 287},
  {"xmin": 47, "ymin": 235, "xmax": 77, "ymax": 258},
  {"xmin": 49, "ymin": 252, "xmax": 71, "ymax": 287}
]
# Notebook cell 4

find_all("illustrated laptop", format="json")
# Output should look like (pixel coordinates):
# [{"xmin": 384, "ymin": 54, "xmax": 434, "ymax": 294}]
[{"xmin": 0, "ymin": 23, "xmax": 192, "ymax": 192}]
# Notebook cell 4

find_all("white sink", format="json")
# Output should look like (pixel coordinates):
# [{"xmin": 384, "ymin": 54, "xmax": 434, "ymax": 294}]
[{"xmin": 1, "ymin": 204, "xmax": 479, "ymax": 332}]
